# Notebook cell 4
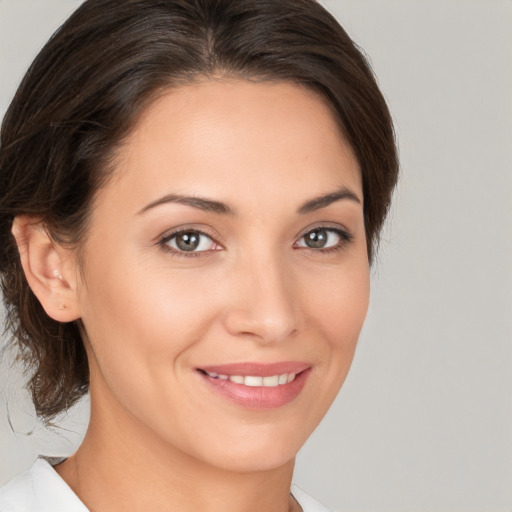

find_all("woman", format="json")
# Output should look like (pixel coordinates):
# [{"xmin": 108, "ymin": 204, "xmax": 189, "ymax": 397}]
[{"xmin": 0, "ymin": 0, "xmax": 398, "ymax": 511}]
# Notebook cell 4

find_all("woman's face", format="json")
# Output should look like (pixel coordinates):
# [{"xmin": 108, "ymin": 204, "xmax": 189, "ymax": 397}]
[{"xmin": 75, "ymin": 79, "xmax": 369, "ymax": 472}]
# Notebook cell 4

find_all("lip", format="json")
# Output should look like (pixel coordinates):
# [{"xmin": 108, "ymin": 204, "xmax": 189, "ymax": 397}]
[
  {"xmin": 199, "ymin": 361, "xmax": 310, "ymax": 377},
  {"xmin": 196, "ymin": 361, "xmax": 312, "ymax": 409}
]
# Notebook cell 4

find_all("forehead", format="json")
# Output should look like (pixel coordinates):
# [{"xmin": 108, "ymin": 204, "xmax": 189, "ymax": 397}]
[{"xmin": 105, "ymin": 79, "xmax": 361, "ymax": 211}]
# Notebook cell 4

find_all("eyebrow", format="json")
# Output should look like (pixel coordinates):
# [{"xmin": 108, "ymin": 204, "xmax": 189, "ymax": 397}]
[
  {"xmin": 137, "ymin": 194, "xmax": 235, "ymax": 216},
  {"xmin": 137, "ymin": 186, "xmax": 361, "ymax": 216},
  {"xmin": 297, "ymin": 186, "xmax": 361, "ymax": 214}
]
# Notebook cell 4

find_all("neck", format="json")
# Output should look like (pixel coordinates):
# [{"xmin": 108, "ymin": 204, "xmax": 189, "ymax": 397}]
[{"xmin": 56, "ymin": 385, "xmax": 299, "ymax": 512}]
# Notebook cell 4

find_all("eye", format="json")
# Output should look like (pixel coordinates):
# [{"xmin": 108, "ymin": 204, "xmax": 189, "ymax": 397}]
[
  {"xmin": 295, "ymin": 227, "xmax": 352, "ymax": 251},
  {"xmin": 161, "ymin": 230, "xmax": 219, "ymax": 254}
]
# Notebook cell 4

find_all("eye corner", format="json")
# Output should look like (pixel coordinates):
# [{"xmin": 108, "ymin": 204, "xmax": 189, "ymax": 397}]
[
  {"xmin": 157, "ymin": 227, "xmax": 223, "ymax": 258},
  {"xmin": 294, "ymin": 225, "xmax": 354, "ymax": 253}
]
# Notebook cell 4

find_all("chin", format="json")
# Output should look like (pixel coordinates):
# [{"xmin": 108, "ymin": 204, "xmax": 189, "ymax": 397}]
[
  {"xmin": 193, "ymin": 426, "xmax": 308, "ymax": 474},
  {"xmin": 209, "ymin": 448, "xmax": 296, "ymax": 474}
]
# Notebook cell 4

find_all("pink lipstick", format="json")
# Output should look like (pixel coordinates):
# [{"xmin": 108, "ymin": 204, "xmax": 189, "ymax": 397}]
[{"xmin": 196, "ymin": 362, "xmax": 311, "ymax": 409}]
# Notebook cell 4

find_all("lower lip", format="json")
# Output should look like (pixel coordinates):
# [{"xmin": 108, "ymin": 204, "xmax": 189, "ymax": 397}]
[{"xmin": 197, "ymin": 369, "xmax": 311, "ymax": 409}]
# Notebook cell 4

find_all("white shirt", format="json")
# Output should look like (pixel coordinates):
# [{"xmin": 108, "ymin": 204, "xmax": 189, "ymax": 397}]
[{"xmin": 0, "ymin": 458, "xmax": 333, "ymax": 512}]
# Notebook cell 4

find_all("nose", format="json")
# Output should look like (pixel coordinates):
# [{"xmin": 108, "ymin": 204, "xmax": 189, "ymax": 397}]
[{"xmin": 222, "ymin": 253, "xmax": 299, "ymax": 344}]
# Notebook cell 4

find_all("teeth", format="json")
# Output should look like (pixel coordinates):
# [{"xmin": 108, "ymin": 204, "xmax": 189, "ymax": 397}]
[
  {"xmin": 244, "ymin": 376, "xmax": 263, "ymax": 387},
  {"xmin": 262, "ymin": 375, "xmax": 279, "ymax": 387},
  {"xmin": 204, "ymin": 371, "xmax": 297, "ymax": 387}
]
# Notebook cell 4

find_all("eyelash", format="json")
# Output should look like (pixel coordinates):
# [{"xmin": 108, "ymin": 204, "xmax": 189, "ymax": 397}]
[
  {"xmin": 157, "ymin": 226, "xmax": 354, "ymax": 258},
  {"xmin": 158, "ymin": 228, "xmax": 220, "ymax": 258},
  {"xmin": 296, "ymin": 227, "xmax": 354, "ymax": 254}
]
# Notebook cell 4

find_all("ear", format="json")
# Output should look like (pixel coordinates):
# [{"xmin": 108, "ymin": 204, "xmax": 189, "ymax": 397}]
[{"xmin": 11, "ymin": 216, "xmax": 81, "ymax": 323}]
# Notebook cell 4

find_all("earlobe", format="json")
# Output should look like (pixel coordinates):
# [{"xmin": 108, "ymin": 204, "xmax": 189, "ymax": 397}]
[{"xmin": 11, "ymin": 216, "xmax": 81, "ymax": 323}]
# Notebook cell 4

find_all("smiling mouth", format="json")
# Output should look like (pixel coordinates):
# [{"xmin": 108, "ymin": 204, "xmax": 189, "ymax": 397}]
[
  {"xmin": 195, "ymin": 362, "xmax": 311, "ymax": 409},
  {"xmin": 198, "ymin": 369, "xmax": 298, "ymax": 387}
]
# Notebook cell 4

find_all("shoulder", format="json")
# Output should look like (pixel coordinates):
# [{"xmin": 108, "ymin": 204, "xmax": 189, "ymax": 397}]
[
  {"xmin": 1, "ymin": 462, "xmax": 331, "ymax": 512},
  {"xmin": 0, "ymin": 458, "xmax": 87, "ymax": 512},
  {"xmin": 0, "ymin": 464, "xmax": 35, "ymax": 512},
  {"xmin": 291, "ymin": 484, "xmax": 335, "ymax": 512}
]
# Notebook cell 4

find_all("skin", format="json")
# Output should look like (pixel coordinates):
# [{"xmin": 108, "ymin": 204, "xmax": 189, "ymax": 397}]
[{"xmin": 13, "ymin": 79, "xmax": 370, "ymax": 512}]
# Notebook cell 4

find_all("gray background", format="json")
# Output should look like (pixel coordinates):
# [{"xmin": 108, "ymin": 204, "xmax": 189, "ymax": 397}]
[{"xmin": 1, "ymin": 1, "xmax": 511, "ymax": 511}]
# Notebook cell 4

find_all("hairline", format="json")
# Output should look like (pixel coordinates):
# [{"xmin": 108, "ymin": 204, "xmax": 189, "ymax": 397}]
[{"xmin": 72, "ymin": 71, "xmax": 360, "ymax": 280}]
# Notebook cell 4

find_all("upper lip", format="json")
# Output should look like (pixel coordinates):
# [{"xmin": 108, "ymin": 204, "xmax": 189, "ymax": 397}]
[{"xmin": 198, "ymin": 361, "xmax": 310, "ymax": 377}]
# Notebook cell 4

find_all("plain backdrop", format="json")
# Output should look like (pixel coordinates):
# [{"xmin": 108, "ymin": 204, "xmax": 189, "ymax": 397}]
[{"xmin": 1, "ymin": 1, "xmax": 511, "ymax": 511}]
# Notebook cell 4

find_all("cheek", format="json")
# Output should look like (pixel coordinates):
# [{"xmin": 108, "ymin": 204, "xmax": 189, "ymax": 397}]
[
  {"xmin": 306, "ymin": 256, "xmax": 370, "ymax": 341},
  {"xmin": 330, "ymin": 271, "xmax": 369, "ymax": 340},
  {"xmin": 78, "ymin": 253, "xmax": 222, "ymax": 391},
  {"xmin": 301, "ymin": 253, "xmax": 370, "ymax": 390}
]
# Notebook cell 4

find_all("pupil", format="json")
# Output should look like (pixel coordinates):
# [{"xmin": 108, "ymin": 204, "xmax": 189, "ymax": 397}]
[
  {"xmin": 305, "ymin": 229, "xmax": 327, "ymax": 248},
  {"xmin": 176, "ymin": 232, "xmax": 200, "ymax": 251}
]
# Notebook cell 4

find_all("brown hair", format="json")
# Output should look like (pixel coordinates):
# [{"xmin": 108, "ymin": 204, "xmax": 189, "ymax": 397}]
[{"xmin": 0, "ymin": 0, "xmax": 398, "ymax": 422}]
